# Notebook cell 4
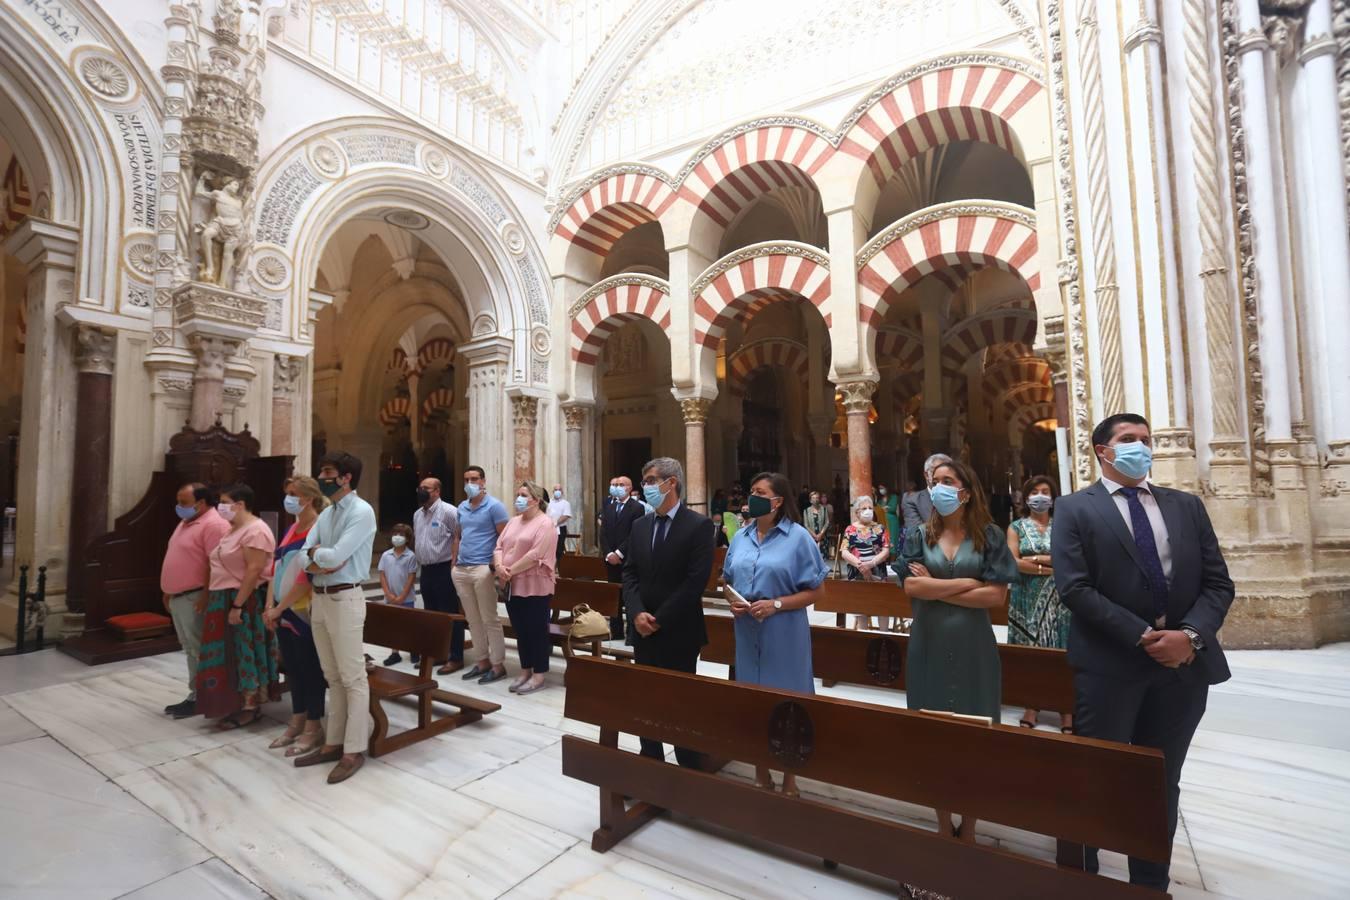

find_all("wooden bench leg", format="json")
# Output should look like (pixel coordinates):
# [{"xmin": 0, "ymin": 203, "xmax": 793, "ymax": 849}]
[
  {"xmin": 590, "ymin": 727, "xmax": 665, "ymax": 853},
  {"xmin": 368, "ymin": 695, "xmax": 390, "ymax": 757}
]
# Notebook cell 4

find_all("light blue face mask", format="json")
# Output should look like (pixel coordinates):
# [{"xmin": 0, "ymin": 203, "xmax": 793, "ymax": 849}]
[
  {"xmin": 464, "ymin": 482, "xmax": 482, "ymax": 499},
  {"xmin": 642, "ymin": 482, "xmax": 666, "ymax": 508},
  {"xmin": 929, "ymin": 483, "xmax": 963, "ymax": 516},
  {"xmin": 1109, "ymin": 441, "xmax": 1153, "ymax": 480},
  {"xmin": 514, "ymin": 495, "xmax": 529, "ymax": 512},
  {"xmin": 609, "ymin": 485, "xmax": 624, "ymax": 499},
  {"xmin": 174, "ymin": 504, "xmax": 197, "ymax": 521},
  {"xmin": 283, "ymin": 495, "xmax": 303, "ymax": 515}
]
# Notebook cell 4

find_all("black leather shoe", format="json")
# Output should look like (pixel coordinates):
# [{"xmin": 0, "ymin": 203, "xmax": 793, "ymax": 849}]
[
  {"xmin": 477, "ymin": 668, "xmax": 508, "ymax": 685},
  {"xmin": 461, "ymin": 665, "xmax": 489, "ymax": 680},
  {"xmin": 167, "ymin": 699, "xmax": 196, "ymax": 719},
  {"xmin": 382, "ymin": 652, "xmax": 401, "ymax": 666}
]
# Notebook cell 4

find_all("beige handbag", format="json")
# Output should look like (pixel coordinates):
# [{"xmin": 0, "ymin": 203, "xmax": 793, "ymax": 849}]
[{"xmin": 569, "ymin": 604, "xmax": 612, "ymax": 640}]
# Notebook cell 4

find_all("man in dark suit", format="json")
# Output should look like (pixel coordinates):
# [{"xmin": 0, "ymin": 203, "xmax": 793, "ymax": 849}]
[
  {"xmin": 902, "ymin": 452, "xmax": 950, "ymax": 529},
  {"xmin": 1052, "ymin": 413, "xmax": 1234, "ymax": 892},
  {"xmin": 599, "ymin": 474, "xmax": 646, "ymax": 637},
  {"xmin": 623, "ymin": 456, "xmax": 715, "ymax": 768}
]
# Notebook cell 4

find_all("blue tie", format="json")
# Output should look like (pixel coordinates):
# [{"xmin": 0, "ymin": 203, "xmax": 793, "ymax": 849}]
[
  {"xmin": 653, "ymin": 515, "xmax": 670, "ymax": 553},
  {"xmin": 1118, "ymin": 487, "xmax": 1169, "ymax": 623}
]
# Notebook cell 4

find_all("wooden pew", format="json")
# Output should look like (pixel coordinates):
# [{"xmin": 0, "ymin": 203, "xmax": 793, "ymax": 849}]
[
  {"xmin": 363, "ymin": 603, "xmax": 500, "ymax": 757},
  {"xmin": 816, "ymin": 578, "xmax": 1010, "ymax": 629},
  {"xmin": 499, "ymin": 578, "xmax": 632, "ymax": 661},
  {"xmin": 702, "ymin": 615, "xmax": 1074, "ymax": 713},
  {"xmin": 562, "ymin": 656, "xmax": 1169, "ymax": 899},
  {"xmin": 559, "ymin": 554, "xmax": 609, "ymax": 581}
]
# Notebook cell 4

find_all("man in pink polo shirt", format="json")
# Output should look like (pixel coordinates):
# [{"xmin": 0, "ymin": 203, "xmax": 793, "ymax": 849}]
[{"xmin": 161, "ymin": 483, "xmax": 231, "ymax": 718}]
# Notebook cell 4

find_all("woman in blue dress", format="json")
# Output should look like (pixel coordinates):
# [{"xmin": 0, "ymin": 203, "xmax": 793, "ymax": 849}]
[{"xmin": 723, "ymin": 471, "xmax": 829, "ymax": 798}]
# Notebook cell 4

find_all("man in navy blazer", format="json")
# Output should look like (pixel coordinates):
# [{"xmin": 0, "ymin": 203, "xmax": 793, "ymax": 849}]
[{"xmin": 1052, "ymin": 413, "xmax": 1234, "ymax": 892}]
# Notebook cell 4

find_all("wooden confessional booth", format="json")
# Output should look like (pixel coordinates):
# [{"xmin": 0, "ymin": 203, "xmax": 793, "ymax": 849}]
[{"xmin": 61, "ymin": 421, "xmax": 292, "ymax": 665}]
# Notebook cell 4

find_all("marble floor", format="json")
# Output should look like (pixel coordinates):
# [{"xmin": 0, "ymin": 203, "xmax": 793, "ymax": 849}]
[{"xmin": 1, "ymin": 626, "xmax": 1347, "ymax": 899}]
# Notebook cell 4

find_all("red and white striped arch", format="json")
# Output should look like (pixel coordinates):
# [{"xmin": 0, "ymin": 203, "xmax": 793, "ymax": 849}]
[
  {"xmin": 983, "ymin": 356, "xmax": 1051, "ymax": 398},
  {"xmin": 838, "ymin": 62, "xmax": 1043, "ymax": 189},
  {"xmin": 693, "ymin": 245, "xmax": 831, "ymax": 349},
  {"xmin": 727, "ymin": 339, "xmax": 811, "ymax": 397},
  {"xmin": 551, "ymin": 169, "xmax": 677, "ymax": 260},
  {"xmin": 874, "ymin": 326, "xmax": 925, "ymax": 370},
  {"xmin": 388, "ymin": 347, "xmax": 411, "ymax": 376},
  {"xmin": 998, "ymin": 381, "xmax": 1054, "ymax": 419},
  {"xmin": 940, "ymin": 308, "xmax": 1039, "ymax": 377},
  {"xmin": 680, "ymin": 125, "xmax": 834, "ymax": 229},
  {"xmin": 569, "ymin": 275, "xmax": 673, "ymax": 370},
  {"xmin": 1010, "ymin": 402, "xmax": 1057, "ymax": 438},
  {"xmin": 421, "ymin": 387, "xmax": 455, "ymax": 424},
  {"xmin": 416, "ymin": 337, "xmax": 455, "ymax": 373},
  {"xmin": 378, "ymin": 396, "xmax": 411, "ymax": 430},
  {"xmin": 857, "ymin": 205, "xmax": 1040, "ymax": 332}
]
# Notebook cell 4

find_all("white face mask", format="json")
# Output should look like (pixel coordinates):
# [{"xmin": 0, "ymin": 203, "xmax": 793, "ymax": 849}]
[
  {"xmin": 391, "ymin": 535, "xmax": 406, "ymax": 547},
  {"xmin": 218, "ymin": 502, "xmax": 236, "ymax": 522},
  {"xmin": 859, "ymin": 508, "xmax": 874, "ymax": 523}
]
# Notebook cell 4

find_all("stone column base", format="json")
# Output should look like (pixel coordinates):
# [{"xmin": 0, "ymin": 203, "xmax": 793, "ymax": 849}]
[{"xmin": 1221, "ymin": 588, "xmax": 1350, "ymax": 649}]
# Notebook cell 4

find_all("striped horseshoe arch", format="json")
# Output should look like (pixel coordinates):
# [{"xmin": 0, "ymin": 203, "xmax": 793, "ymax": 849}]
[
  {"xmin": 857, "ymin": 202, "xmax": 1040, "ymax": 331},
  {"xmin": 874, "ymin": 326, "xmax": 925, "ymax": 370},
  {"xmin": 550, "ymin": 167, "xmax": 677, "ymax": 260},
  {"xmin": 421, "ymin": 387, "xmax": 455, "ymax": 424},
  {"xmin": 569, "ymin": 274, "xmax": 673, "ymax": 370},
  {"xmin": 692, "ymin": 242, "xmax": 832, "ymax": 350},
  {"xmin": 378, "ymin": 396, "xmax": 411, "ymax": 431},
  {"xmin": 727, "ymin": 339, "xmax": 811, "ymax": 396},
  {"xmin": 678, "ymin": 123, "xmax": 834, "ymax": 230},
  {"xmin": 1011, "ymin": 402, "xmax": 1058, "ymax": 436},
  {"xmin": 837, "ymin": 59, "xmax": 1044, "ymax": 189},
  {"xmin": 983, "ymin": 357, "xmax": 1052, "ymax": 399},
  {"xmin": 416, "ymin": 337, "xmax": 455, "ymax": 373},
  {"xmin": 998, "ymin": 382, "xmax": 1055, "ymax": 419},
  {"xmin": 940, "ymin": 308, "xmax": 1039, "ymax": 377}
]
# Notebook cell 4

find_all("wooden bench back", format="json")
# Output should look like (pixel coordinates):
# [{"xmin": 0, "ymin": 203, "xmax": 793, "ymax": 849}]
[
  {"xmin": 559, "ymin": 554, "xmax": 609, "ymax": 581},
  {"xmin": 364, "ymin": 602, "xmax": 455, "ymax": 659},
  {"xmin": 552, "ymin": 578, "xmax": 622, "ymax": 618},
  {"xmin": 702, "ymin": 616, "xmax": 1073, "ymax": 712},
  {"xmin": 816, "ymin": 578, "xmax": 1009, "ymax": 626},
  {"xmin": 705, "ymin": 546, "xmax": 726, "ymax": 593},
  {"xmin": 564, "ymin": 656, "xmax": 1168, "ymax": 863}
]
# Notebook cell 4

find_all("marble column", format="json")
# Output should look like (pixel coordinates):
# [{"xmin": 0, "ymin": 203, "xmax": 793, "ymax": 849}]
[
  {"xmin": 837, "ymin": 379, "xmax": 877, "ymax": 504},
  {"xmin": 187, "ymin": 335, "xmax": 238, "ymax": 431},
  {"xmin": 458, "ymin": 337, "xmax": 513, "ymax": 492},
  {"xmin": 65, "ymin": 324, "xmax": 117, "ymax": 614},
  {"xmin": 808, "ymin": 412, "xmax": 835, "ymax": 494},
  {"xmin": 678, "ymin": 397, "xmax": 714, "ymax": 512},
  {"xmin": 271, "ymin": 355, "xmax": 301, "ymax": 457},
  {"xmin": 562, "ymin": 403, "xmax": 589, "ymax": 548},
  {"xmin": 509, "ymin": 392, "xmax": 541, "ymax": 485}
]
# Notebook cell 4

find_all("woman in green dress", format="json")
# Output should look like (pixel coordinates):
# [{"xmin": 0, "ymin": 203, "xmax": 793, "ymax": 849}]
[
  {"xmin": 898, "ymin": 458, "xmax": 1016, "ymax": 723},
  {"xmin": 1006, "ymin": 475, "xmax": 1072, "ymax": 732},
  {"xmin": 879, "ymin": 483, "xmax": 902, "ymax": 562}
]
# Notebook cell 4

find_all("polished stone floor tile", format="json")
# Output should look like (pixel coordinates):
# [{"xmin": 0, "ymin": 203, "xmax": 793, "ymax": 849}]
[{"xmin": 118, "ymin": 858, "xmax": 270, "ymax": 900}]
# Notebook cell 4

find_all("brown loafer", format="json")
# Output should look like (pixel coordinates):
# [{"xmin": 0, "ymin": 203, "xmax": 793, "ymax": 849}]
[
  {"xmin": 437, "ymin": 660, "xmax": 464, "ymax": 675},
  {"xmin": 327, "ymin": 753, "xmax": 365, "ymax": 784},
  {"xmin": 293, "ymin": 746, "xmax": 343, "ymax": 768}
]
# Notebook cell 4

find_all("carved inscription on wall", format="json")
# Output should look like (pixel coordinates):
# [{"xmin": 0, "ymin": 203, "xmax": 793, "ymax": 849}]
[
  {"xmin": 19, "ymin": 0, "xmax": 84, "ymax": 45},
  {"xmin": 338, "ymin": 134, "xmax": 417, "ymax": 167},
  {"xmin": 110, "ymin": 113, "xmax": 159, "ymax": 228},
  {"xmin": 452, "ymin": 165, "xmax": 508, "ymax": 223},
  {"xmin": 256, "ymin": 158, "xmax": 323, "ymax": 245}
]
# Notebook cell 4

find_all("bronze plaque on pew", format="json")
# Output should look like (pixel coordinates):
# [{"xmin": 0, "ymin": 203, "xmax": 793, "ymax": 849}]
[
  {"xmin": 767, "ymin": 700, "xmax": 813, "ymax": 765},
  {"xmin": 865, "ymin": 636, "xmax": 903, "ymax": 685}
]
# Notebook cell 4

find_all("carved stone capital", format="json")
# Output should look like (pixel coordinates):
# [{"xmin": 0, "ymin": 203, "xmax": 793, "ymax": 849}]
[
  {"xmin": 836, "ymin": 380, "xmax": 878, "ymax": 415},
  {"xmin": 510, "ymin": 394, "xmax": 540, "ymax": 429},
  {"xmin": 272, "ymin": 354, "xmax": 302, "ymax": 396},
  {"xmin": 74, "ymin": 324, "xmax": 117, "ymax": 376},
  {"xmin": 189, "ymin": 334, "xmax": 241, "ymax": 380},
  {"xmin": 1151, "ymin": 427, "xmax": 1195, "ymax": 457},
  {"xmin": 561, "ymin": 403, "xmax": 589, "ymax": 431},
  {"xmin": 680, "ymin": 397, "xmax": 714, "ymax": 426}
]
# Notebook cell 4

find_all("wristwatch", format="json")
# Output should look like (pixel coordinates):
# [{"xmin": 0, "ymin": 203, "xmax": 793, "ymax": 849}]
[
  {"xmin": 773, "ymin": 599, "xmax": 782, "ymax": 610},
  {"xmin": 1180, "ymin": 626, "xmax": 1204, "ymax": 651}
]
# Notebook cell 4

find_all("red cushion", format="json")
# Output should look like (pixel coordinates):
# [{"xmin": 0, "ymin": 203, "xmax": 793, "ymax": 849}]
[{"xmin": 106, "ymin": 612, "xmax": 173, "ymax": 633}]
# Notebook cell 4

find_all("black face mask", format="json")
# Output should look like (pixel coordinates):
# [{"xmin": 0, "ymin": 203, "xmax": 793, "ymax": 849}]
[
  {"xmin": 416, "ymin": 488, "xmax": 432, "ymax": 505},
  {"xmin": 319, "ymin": 477, "xmax": 341, "ymax": 498}
]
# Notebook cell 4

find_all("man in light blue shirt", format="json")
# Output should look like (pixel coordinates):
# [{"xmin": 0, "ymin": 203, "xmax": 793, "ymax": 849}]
[
  {"xmin": 452, "ymin": 465, "xmax": 510, "ymax": 684},
  {"xmin": 295, "ymin": 452, "xmax": 377, "ymax": 784}
]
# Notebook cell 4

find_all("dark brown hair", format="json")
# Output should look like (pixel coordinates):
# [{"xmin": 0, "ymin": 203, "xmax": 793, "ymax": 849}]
[
  {"xmin": 390, "ymin": 522, "xmax": 414, "ymax": 552},
  {"xmin": 925, "ymin": 459, "xmax": 995, "ymax": 552},
  {"xmin": 749, "ymin": 471, "xmax": 801, "ymax": 525}
]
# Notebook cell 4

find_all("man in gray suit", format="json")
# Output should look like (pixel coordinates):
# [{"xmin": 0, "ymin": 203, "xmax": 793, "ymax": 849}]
[
  {"xmin": 1052, "ymin": 413, "xmax": 1234, "ymax": 892},
  {"xmin": 902, "ymin": 453, "xmax": 952, "ymax": 529}
]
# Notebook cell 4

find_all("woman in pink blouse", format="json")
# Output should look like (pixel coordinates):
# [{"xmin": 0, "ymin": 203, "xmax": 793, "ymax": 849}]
[{"xmin": 494, "ymin": 481, "xmax": 559, "ymax": 695}]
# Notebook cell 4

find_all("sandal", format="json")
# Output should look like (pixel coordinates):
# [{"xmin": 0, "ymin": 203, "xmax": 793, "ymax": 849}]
[
  {"xmin": 286, "ymin": 728, "xmax": 324, "ymax": 757},
  {"xmin": 269, "ymin": 719, "xmax": 305, "ymax": 749},
  {"xmin": 216, "ymin": 709, "xmax": 262, "ymax": 731},
  {"xmin": 1018, "ymin": 710, "xmax": 1038, "ymax": 729}
]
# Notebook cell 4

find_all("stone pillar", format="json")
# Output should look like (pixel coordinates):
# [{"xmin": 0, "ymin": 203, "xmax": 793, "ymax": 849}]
[
  {"xmin": 808, "ymin": 412, "xmax": 835, "ymax": 493},
  {"xmin": 187, "ymin": 335, "xmax": 238, "ymax": 430},
  {"xmin": 837, "ymin": 379, "xmax": 877, "ymax": 504},
  {"xmin": 459, "ymin": 336, "xmax": 513, "ymax": 492},
  {"xmin": 562, "ymin": 402, "xmax": 590, "ymax": 549},
  {"xmin": 678, "ymin": 396, "xmax": 714, "ymax": 512},
  {"xmin": 1, "ymin": 219, "xmax": 80, "ymax": 637},
  {"xmin": 507, "ymin": 389, "xmax": 544, "ymax": 485},
  {"xmin": 63, "ymin": 324, "xmax": 117, "ymax": 615},
  {"xmin": 271, "ymin": 354, "xmax": 301, "ymax": 457}
]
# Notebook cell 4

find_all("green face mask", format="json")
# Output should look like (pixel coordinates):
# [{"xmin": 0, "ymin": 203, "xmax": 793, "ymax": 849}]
[
  {"xmin": 747, "ymin": 494, "xmax": 774, "ymax": 518},
  {"xmin": 319, "ymin": 477, "xmax": 342, "ymax": 498}
]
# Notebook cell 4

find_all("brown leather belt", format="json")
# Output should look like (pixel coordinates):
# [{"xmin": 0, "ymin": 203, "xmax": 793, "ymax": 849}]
[{"xmin": 314, "ymin": 583, "xmax": 359, "ymax": 595}]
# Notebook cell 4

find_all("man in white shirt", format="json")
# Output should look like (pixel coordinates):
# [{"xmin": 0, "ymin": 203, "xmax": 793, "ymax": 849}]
[
  {"xmin": 413, "ymin": 477, "xmax": 463, "ymax": 674},
  {"xmin": 547, "ymin": 483, "xmax": 572, "ymax": 563}
]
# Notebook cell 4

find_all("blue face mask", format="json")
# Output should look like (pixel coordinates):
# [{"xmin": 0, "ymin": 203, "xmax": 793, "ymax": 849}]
[
  {"xmin": 642, "ymin": 482, "xmax": 666, "ymax": 508},
  {"xmin": 283, "ymin": 495, "xmax": 303, "ymax": 516},
  {"xmin": 464, "ymin": 482, "xmax": 482, "ymax": 499},
  {"xmin": 514, "ymin": 495, "xmax": 528, "ymax": 512},
  {"xmin": 609, "ymin": 485, "xmax": 624, "ymax": 500},
  {"xmin": 1109, "ymin": 441, "xmax": 1153, "ymax": 480},
  {"xmin": 175, "ymin": 504, "xmax": 197, "ymax": 521},
  {"xmin": 929, "ymin": 483, "xmax": 963, "ymax": 517}
]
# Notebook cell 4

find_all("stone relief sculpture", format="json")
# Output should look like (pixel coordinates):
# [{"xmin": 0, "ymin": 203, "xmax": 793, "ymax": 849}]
[{"xmin": 194, "ymin": 172, "xmax": 247, "ymax": 286}]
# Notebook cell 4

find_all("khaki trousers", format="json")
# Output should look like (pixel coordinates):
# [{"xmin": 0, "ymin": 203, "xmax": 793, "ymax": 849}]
[
  {"xmin": 167, "ymin": 592, "xmax": 203, "ymax": 700},
  {"xmin": 311, "ymin": 587, "xmax": 369, "ymax": 752},
  {"xmin": 452, "ymin": 564, "xmax": 505, "ymax": 668}
]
